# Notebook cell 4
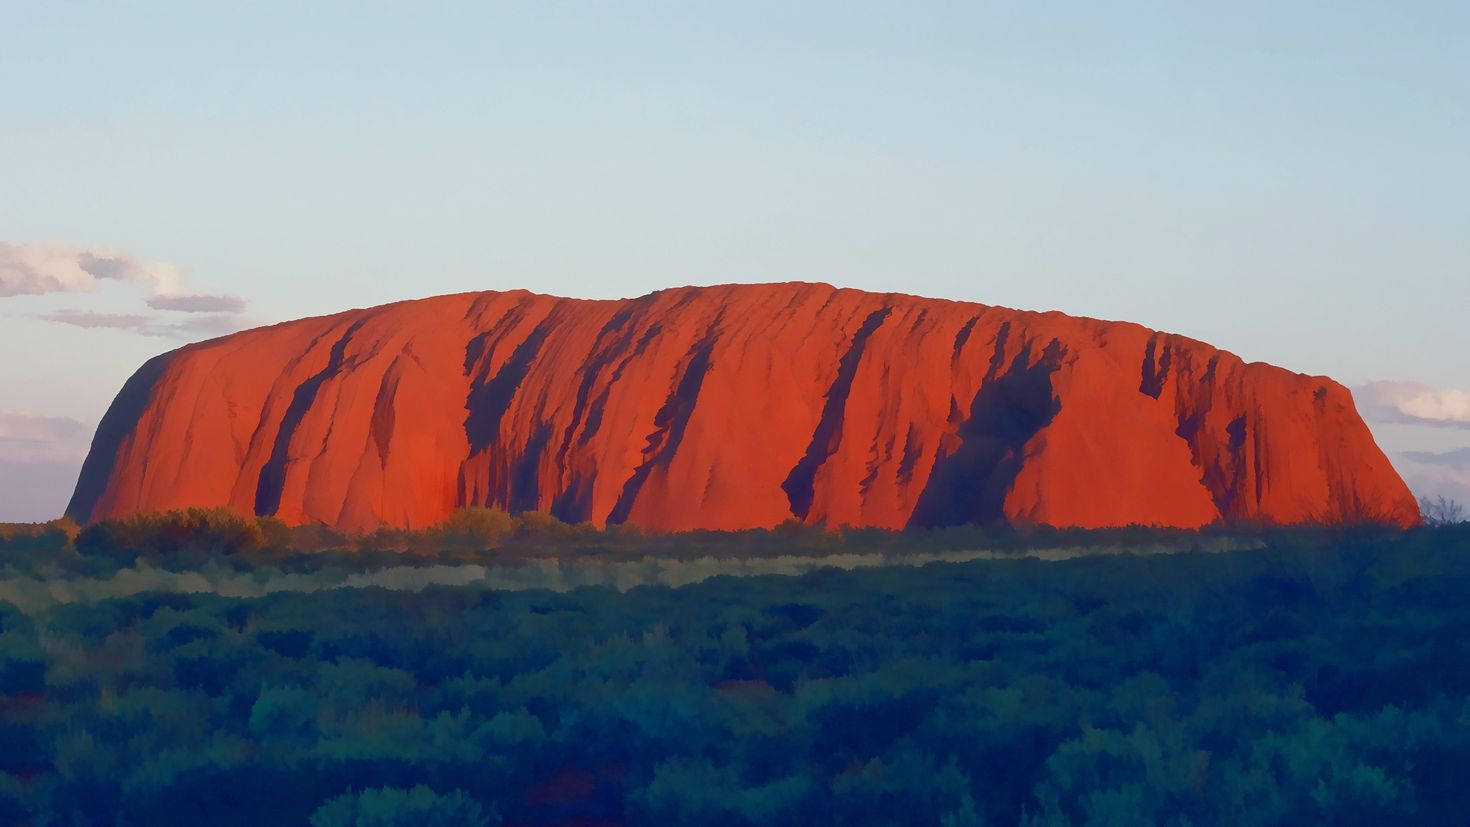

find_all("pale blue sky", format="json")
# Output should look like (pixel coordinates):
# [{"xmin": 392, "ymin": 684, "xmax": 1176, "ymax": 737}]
[{"xmin": 2, "ymin": 2, "xmax": 1467, "ymax": 519}]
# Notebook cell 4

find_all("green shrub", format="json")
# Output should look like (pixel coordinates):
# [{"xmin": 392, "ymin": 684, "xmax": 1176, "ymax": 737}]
[
  {"xmin": 514, "ymin": 510, "xmax": 575, "ymax": 539},
  {"xmin": 432, "ymin": 508, "xmax": 515, "ymax": 549},
  {"xmin": 77, "ymin": 508, "xmax": 266, "ymax": 564}
]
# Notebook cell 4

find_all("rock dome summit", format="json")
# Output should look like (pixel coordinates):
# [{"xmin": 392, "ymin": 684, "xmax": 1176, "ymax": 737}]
[{"xmin": 68, "ymin": 283, "xmax": 1419, "ymax": 532}]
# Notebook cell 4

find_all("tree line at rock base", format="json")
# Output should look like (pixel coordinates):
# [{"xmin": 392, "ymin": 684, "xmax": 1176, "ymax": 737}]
[{"xmin": 0, "ymin": 503, "xmax": 1441, "ymax": 579}]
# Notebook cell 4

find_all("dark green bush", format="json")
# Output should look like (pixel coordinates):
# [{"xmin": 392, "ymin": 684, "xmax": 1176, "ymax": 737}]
[
  {"xmin": 76, "ymin": 507, "xmax": 267, "ymax": 565},
  {"xmin": 431, "ymin": 507, "xmax": 515, "ymax": 549}
]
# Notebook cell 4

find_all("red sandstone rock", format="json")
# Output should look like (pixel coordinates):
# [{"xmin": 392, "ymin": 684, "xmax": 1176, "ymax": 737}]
[{"xmin": 67, "ymin": 283, "xmax": 1420, "ymax": 532}]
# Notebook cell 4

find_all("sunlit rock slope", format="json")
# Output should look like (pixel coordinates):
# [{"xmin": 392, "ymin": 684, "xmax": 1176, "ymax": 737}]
[{"xmin": 68, "ymin": 283, "xmax": 1419, "ymax": 532}]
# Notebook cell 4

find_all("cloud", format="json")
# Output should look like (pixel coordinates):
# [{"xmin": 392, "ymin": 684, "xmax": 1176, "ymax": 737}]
[
  {"xmin": 35, "ymin": 310, "xmax": 253, "ymax": 339},
  {"xmin": 0, "ymin": 413, "xmax": 91, "ymax": 463},
  {"xmin": 1392, "ymin": 446, "xmax": 1470, "ymax": 509},
  {"xmin": 0, "ymin": 458, "xmax": 86, "ymax": 523},
  {"xmin": 1401, "ymin": 447, "xmax": 1470, "ymax": 468},
  {"xmin": 1, "ymin": 241, "xmax": 246, "ymax": 316},
  {"xmin": 1356, "ymin": 381, "xmax": 1470, "ymax": 429},
  {"xmin": 2, "ymin": 241, "xmax": 257, "ymax": 340},
  {"xmin": 0, "ymin": 413, "xmax": 92, "ymax": 522},
  {"xmin": 0, "ymin": 413, "xmax": 89, "ymax": 442},
  {"xmin": 0, "ymin": 413, "xmax": 90, "ymax": 521},
  {"xmin": 145, "ymin": 293, "xmax": 248, "ymax": 313},
  {"xmin": 1, "ymin": 242, "xmax": 181, "ymax": 298}
]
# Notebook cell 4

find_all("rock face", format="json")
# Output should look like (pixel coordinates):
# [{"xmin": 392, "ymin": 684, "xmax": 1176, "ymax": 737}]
[{"xmin": 69, "ymin": 283, "xmax": 1419, "ymax": 532}]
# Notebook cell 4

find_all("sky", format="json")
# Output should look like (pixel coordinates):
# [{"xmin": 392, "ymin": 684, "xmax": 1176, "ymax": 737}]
[{"xmin": 2, "ymin": 1, "xmax": 1468, "ymax": 521}]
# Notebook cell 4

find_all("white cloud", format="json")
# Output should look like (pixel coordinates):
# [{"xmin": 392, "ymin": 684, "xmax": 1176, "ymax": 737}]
[
  {"xmin": 0, "ymin": 241, "xmax": 246, "ymax": 316},
  {"xmin": 1356, "ymin": 381, "xmax": 1470, "ymax": 429},
  {"xmin": 0, "ymin": 242, "xmax": 181, "ymax": 297},
  {"xmin": 1, "ymin": 241, "xmax": 257, "ymax": 339}
]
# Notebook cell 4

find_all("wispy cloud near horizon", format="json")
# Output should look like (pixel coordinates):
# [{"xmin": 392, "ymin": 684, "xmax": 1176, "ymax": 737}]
[
  {"xmin": 34, "ymin": 309, "xmax": 253, "ymax": 340},
  {"xmin": 2, "ymin": 241, "xmax": 254, "ymax": 339},
  {"xmin": 0, "ymin": 412, "xmax": 91, "ymax": 463},
  {"xmin": 0, "ymin": 412, "xmax": 92, "ymax": 523},
  {"xmin": 1357, "ymin": 381, "xmax": 1470, "ymax": 429},
  {"xmin": 145, "ymin": 293, "xmax": 248, "ymax": 313},
  {"xmin": 1391, "ymin": 445, "xmax": 1470, "ymax": 510}
]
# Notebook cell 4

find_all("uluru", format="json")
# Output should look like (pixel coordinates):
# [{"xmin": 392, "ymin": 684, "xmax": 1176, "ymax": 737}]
[{"xmin": 67, "ymin": 282, "xmax": 1419, "ymax": 533}]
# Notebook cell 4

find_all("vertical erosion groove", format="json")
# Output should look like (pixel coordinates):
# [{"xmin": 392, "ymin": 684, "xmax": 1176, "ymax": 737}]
[
  {"xmin": 1140, "ymin": 336, "xmax": 1172, "ymax": 399},
  {"xmin": 554, "ymin": 310, "xmax": 639, "ymax": 469},
  {"xmin": 951, "ymin": 315, "xmax": 979, "ymax": 368},
  {"xmin": 606, "ymin": 325, "xmax": 721, "ymax": 525},
  {"xmin": 369, "ymin": 365, "xmax": 399, "ymax": 469},
  {"xmin": 254, "ymin": 320, "xmax": 367, "ymax": 516},
  {"xmin": 463, "ymin": 319, "xmax": 553, "ymax": 455},
  {"xmin": 457, "ymin": 316, "xmax": 556, "ymax": 511},
  {"xmin": 781, "ymin": 308, "xmax": 892, "ymax": 521},
  {"xmin": 551, "ymin": 322, "xmax": 670, "ymax": 518}
]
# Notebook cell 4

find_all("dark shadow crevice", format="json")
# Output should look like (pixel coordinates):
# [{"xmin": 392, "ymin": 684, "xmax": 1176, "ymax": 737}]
[
  {"xmin": 908, "ymin": 338, "xmax": 1065, "ymax": 528},
  {"xmin": 254, "ymin": 320, "xmax": 368, "ymax": 516},
  {"xmin": 781, "ymin": 308, "xmax": 892, "ymax": 521},
  {"xmin": 606, "ymin": 324, "xmax": 722, "ymax": 525},
  {"xmin": 1140, "ymin": 337, "xmax": 1172, "ymax": 399},
  {"xmin": 463, "ymin": 319, "xmax": 553, "ymax": 455}
]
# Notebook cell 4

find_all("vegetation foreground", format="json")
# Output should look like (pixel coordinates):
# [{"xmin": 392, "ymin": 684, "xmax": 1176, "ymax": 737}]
[{"xmin": 0, "ymin": 516, "xmax": 1468, "ymax": 825}]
